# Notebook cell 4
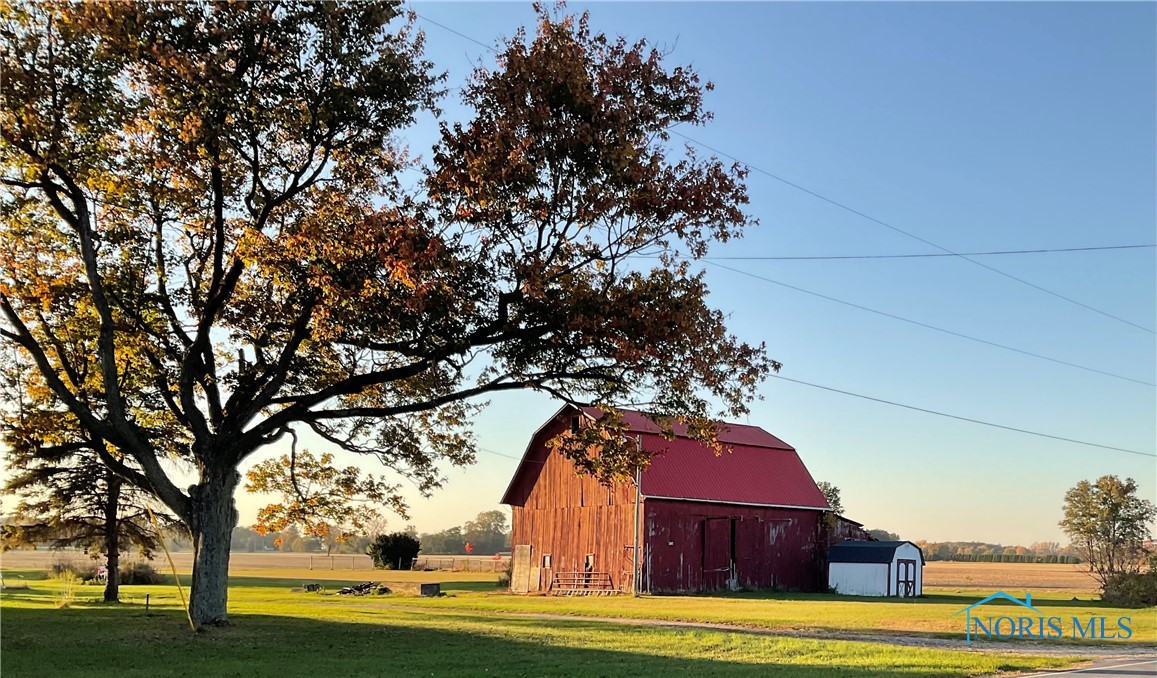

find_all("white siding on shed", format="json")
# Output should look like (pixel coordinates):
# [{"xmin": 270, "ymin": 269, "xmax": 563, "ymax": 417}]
[
  {"xmin": 828, "ymin": 540, "xmax": 924, "ymax": 597},
  {"xmin": 829, "ymin": 562, "xmax": 888, "ymax": 596}
]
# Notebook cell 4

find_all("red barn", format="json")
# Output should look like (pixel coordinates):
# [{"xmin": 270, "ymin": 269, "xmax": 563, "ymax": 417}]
[{"xmin": 501, "ymin": 405, "xmax": 863, "ymax": 594}]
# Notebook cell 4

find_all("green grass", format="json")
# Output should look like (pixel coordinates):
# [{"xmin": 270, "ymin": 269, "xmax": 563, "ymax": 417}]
[
  {"xmin": 0, "ymin": 569, "xmax": 1092, "ymax": 677},
  {"xmin": 357, "ymin": 585, "xmax": 1154, "ymax": 646}
]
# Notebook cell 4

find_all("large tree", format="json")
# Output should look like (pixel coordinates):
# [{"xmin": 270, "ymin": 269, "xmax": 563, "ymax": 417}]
[
  {"xmin": 1060, "ymin": 475, "xmax": 1155, "ymax": 590},
  {"xmin": 0, "ymin": 2, "xmax": 772, "ymax": 625}
]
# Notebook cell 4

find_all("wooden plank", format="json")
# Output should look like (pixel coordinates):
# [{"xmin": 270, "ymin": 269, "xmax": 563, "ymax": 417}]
[{"xmin": 512, "ymin": 544, "xmax": 532, "ymax": 594}]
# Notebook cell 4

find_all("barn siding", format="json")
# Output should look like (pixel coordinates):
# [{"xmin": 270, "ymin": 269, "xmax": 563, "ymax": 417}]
[
  {"xmin": 642, "ymin": 499, "xmax": 826, "ymax": 593},
  {"xmin": 509, "ymin": 416, "xmax": 640, "ymax": 592}
]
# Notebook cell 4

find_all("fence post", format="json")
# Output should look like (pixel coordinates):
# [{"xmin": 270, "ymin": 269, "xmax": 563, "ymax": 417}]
[{"xmin": 309, "ymin": 556, "xmax": 313, "ymax": 571}]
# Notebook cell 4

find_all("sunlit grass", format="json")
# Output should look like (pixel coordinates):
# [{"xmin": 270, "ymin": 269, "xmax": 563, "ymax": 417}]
[{"xmin": 0, "ymin": 568, "xmax": 1083, "ymax": 678}]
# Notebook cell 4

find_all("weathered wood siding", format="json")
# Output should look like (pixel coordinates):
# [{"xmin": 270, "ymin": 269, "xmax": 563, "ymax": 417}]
[
  {"xmin": 508, "ymin": 415, "xmax": 640, "ymax": 592},
  {"xmin": 642, "ymin": 499, "xmax": 826, "ymax": 593}
]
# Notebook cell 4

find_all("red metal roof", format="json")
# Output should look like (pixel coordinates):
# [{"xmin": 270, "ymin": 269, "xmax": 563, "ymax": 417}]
[
  {"xmin": 580, "ymin": 407, "xmax": 829, "ymax": 510},
  {"xmin": 580, "ymin": 407, "xmax": 796, "ymax": 450},
  {"xmin": 637, "ymin": 434, "xmax": 830, "ymax": 509}
]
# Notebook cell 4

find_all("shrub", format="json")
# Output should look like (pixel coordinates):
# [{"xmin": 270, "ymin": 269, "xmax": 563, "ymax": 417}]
[
  {"xmin": 45, "ymin": 557, "xmax": 99, "ymax": 583},
  {"xmin": 1101, "ymin": 554, "xmax": 1157, "ymax": 607},
  {"xmin": 119, "ymin": 561, "xmax": 164, "ymax": 585},
  {"xmin": 366, "ymin": 532, "xmax": 421, "ymax": 570},
  {"xmin": 54, "ymin": 571, "xmax": 80, "ymax": 608},
  {"xmin": 1102, "ymin": 572, "xmax": 1157, "ymax": 607},
  {"xmin": 497, "ymin": 559, "xmax": 512, "ymax": 589}
]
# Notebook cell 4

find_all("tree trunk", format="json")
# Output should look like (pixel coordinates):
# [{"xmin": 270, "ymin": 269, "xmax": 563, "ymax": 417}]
[
  {"xmin": 188, "ymin": 470, "xmax": 240, "ymax": 627},
  {"xmin": 103, "ymin": 472, "xmax": 122, "ymax": 603}
]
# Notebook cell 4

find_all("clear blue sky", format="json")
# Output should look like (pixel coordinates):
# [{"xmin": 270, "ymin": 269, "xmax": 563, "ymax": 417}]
[{"xmin": 240, "ymin": 2, "xmax": 1156, "ymax": 545}]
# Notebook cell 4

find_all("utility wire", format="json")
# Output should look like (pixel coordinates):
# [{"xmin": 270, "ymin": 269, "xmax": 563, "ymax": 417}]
[
  {"xmin": 702, "ymin": 260, "xmax": 1155, "ymax": 388},
  {"xmin": 673, "ymin": 132, "xmax": 1156, "ymax": 335},
  {"xmin": 415, "ymin": 13, "xmax": 495, "ymax": 52},
  {"xmin": 413, "ymin": 12, "xmax": 1155, "ymax": 335},
  {"xmin": 768, "ymin": 374, "xmax": 1156, "ymax": 458},
  {"xmin": 703, "ymin": 244, "xmax": 1156, "ymax": 261}
]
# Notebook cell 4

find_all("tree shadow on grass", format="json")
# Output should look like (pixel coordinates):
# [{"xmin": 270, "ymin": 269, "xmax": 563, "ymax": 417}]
[
  {"xmin": 711, "ymin": 590, "xmax": 1118, "ymax": 610},
  {"xmin": 223, "ymin": 573, "xmax": 498, "ymax": 593},
  {"xmin": 0, "ymin": 605, "xmax": 1057, "ymax": 678}
]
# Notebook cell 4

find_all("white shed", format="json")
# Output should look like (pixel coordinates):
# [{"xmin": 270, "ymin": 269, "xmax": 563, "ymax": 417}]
[{"xmin": 828, "ymin": 540, "xmax": 924, "ymax": 597}]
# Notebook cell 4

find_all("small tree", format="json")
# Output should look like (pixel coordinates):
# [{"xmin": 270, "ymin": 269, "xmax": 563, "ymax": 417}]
[
  {"xmin": 816, "ymin": 481, "xmax": 843, "ymax": 515},
  {"xmin": 244, "ymin": 448, "xmax": 397, "ymax": 556},
  {"xmin": 1060, "ymin": 475, "xmax": 1156, "ymax": 591},
  {"xmin": 367, "ymin": 532, "xmax": 420, "ymax": 570},
  {"xmin": 0, "ymin": 351, "xmax": 177, "ymax": 603}
]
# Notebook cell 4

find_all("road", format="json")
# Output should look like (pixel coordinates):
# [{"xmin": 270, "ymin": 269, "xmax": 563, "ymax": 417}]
[{"xmin": 1022, "ymin": 658, "xmax": 1157, "ymax": 676}]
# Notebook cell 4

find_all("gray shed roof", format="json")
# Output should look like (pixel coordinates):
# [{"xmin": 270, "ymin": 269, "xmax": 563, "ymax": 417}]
[{"xmin": 829, "ymin": 540, "xmax": 924, "ymax": 564}]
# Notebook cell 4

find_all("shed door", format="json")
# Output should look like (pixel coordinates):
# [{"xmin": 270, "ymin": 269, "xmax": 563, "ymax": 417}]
[
  {"xmin": 702, "ymin": 518, "xmax": 734, "ymax": 591},
  {"xmin": 895, "ymin": 559, "xmax": 917, "ymax": 598}
]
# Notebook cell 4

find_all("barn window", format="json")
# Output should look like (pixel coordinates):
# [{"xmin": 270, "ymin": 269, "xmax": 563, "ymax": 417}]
[
  {"xmin": 542, "ymin": 554, "xmax": 551, "ymax": 568},
  {"xmin": 584, "ymin": 554, "xmax": 595, "ymax": 570},
  {"xmin": 570, "ymin": 416, "xmax": 580, "ymax": 433}
]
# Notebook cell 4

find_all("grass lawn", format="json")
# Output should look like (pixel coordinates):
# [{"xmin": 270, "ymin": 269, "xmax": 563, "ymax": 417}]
[
  {"xmin": 370, "ymin": 584, "xmax": 1155, "ymax": 647},
  {"xmin": 0, "ymin": 568, "xmax": 1084, "ymax": 678}
]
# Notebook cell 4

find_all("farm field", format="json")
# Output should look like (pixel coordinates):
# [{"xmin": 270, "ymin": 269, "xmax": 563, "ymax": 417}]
[
  {"xmin": 0, "ymin": 552, "xmax": 1103, "ymax": 589},
  {"xmin": 923, "ymin": 562, "xmax": 1100, "ymax": 594},
  {"xmin": 0, "ymin": 567, "xmax": 1083, "ymax": 678}
]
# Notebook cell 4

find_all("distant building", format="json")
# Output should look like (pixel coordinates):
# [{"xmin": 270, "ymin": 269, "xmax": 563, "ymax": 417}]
[
  {"xmin": 828, "ymin": 540, "xmax": 924, "ymax": 597},
  {"xmin": 501, "ymin": 405, "xmax": 869, "ymax": 594}
]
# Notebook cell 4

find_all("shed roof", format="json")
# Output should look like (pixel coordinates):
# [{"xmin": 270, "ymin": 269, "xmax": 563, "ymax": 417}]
[
  {"xmin": 829, "ymin": 540, "xmax": 925, "ymax": 564},
  {"xmin": 501, "ymin": 405, "xmax": 830, "ymax": 510}
]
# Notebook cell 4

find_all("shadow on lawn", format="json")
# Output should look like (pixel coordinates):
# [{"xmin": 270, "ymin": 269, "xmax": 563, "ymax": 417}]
[
  {"xmin": 0, "ymin": 605, "xmax": 1033, "ymax": 678},
  {"xmin": 223, "ymin": 573, "xmax": 498, "ymax": 593},
  {"xmin": 714, "ymin": 589, "xmax": 1115, "ymax": 609}
]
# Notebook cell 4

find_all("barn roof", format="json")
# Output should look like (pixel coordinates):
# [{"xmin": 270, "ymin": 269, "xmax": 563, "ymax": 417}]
[
  {"xmin": 500, "ymin": 405, "xmax": 830, "ymax": 510},
  {"xmin": 829, "ymin": 540, "xmax": 925, "ymax": 564},
  {"xmin": 579, "ymin": 407, "xmax": 796, "ymax": 450}
]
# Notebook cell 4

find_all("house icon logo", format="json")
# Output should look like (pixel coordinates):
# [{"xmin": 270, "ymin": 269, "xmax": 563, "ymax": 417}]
[{"xmin": 952, "ymin": 592, "xmax": 1039, "ymax": 644}]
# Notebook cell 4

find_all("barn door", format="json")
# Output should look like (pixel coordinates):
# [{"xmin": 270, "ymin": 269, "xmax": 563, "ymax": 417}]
[
  {"xmin": 895, "ymin": 559, "xmax": 917, "ymax": 598},
  {"xmin": 702, "ymin": 518, "xmax": 735, "ymax": 591}
]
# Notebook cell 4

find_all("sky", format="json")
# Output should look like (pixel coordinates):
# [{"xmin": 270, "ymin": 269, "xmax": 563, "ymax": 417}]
[{"xmin": 229, "ymin": 2, "xmax": 1157, "ymax": 545}]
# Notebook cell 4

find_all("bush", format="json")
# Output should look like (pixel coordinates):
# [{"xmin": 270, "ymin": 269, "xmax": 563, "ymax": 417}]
[
  {"xmin": 45, "ymin": 557, "xmax": 99, "ymax": 583},
  {"xmin": 1102, "ymin": 572, "xmax": 1157, "ymax": 607},
  {"xmin": 366, "ymin": 532, "xmax": 421, "ymax": 570},
  {"xmin": 1101, "ymin": 554, "xmax": 1157, "ymax": 607},
  {"xmin": 496, "ymin": 559, "xmax": 512, "ymax": 589},
  {"xmin": 119, "ymin": 561, "xmax": 164, "ymax": 585}
]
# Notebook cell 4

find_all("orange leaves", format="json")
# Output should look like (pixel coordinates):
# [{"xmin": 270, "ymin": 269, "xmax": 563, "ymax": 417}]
[{"xmin": 244, "ymin": 448, "xmax": 398, "ymax": 540}]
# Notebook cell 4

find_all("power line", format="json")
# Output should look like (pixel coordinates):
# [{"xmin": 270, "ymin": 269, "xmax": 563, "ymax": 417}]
[
  {"xmin": 702, "ymin": 260, "xmax": 1155, "ymax": 388},
  {"xmin": 673, "ymin": 132, "xmax": 1156, "ymax": 335},
  {"xmin": 768, "ymin": 374, "xmax": 1156, "ymax": 458},
  {"xmin": 477, "ymin": 445, "xmax": 525, "ymax": 462},
  {"xmin": 412, "ymin": 12, "xmax": 1155, "ymax": 335},
  {"xmin": 702, "ymin": 244, "xmax": 1156, "ymax": 261},
  {"xmin": 415, "ymin": 13, "xmax": 495, "ymax": 52}
]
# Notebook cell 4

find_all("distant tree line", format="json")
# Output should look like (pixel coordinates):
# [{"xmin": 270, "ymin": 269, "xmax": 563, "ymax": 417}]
[
  {"xmin": 419, "ymin": 510, "xmax": 511, "ymax": 556},
  {"xmin": 914, "ymin": 540, "xmax": 1083, "ymax": 564}
]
